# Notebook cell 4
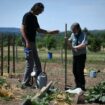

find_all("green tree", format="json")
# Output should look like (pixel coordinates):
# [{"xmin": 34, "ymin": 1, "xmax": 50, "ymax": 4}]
[
  {"xmin": 88, "ymin": 34, "xmax": 101, "ymax": 52},
  {"xmin": 44, "ymin": 35, "xmax": 56, "ymax": 51}
]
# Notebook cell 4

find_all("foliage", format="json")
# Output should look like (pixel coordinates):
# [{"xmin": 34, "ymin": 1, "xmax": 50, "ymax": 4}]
[
  {"xmin": 0, "ymin": 77, "xmax": 6, "ymax": 86},
  {"xmin": 0, "ymin": 77, "xmax": 14, "ymax": 100},
  {"xmin": 15, "ymin": 34, "xmax": 23, "ymax": 46},
  {"xmin": 27, "ymin": 89, "xmax": 72, "ymax": 105},
  {"xmin": 44, "ymin": 35, "xmax": 57, "ymax": 50},
  {"xmin": 1, "ymin": 30, "xmax": 105, "ymax": 52},
  {"xmin": 85, "ymin": 81, "xmax": 105, "ymax": 104},
  {"xmin": 0, "ymin": 33, "xmax": 22, "ymax": 46},
  {"xmin": 88, "ymin": 34, "xmax": 101, "ymax": 52}
]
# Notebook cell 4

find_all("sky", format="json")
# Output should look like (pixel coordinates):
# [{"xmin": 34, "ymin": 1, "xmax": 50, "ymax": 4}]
[{"xmin": 0, "ymin": 0, "xmax": 105, "ymax": 31}]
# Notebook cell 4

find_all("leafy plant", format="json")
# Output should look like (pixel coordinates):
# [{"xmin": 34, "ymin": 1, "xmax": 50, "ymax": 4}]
[
  {"xmin": 85, "ymin": 81, "xmax": 105, "ymax": 104},
  {"xmin": 44, "ymin": 35, "xmax": 56, "ymax": 51},
  {"xmin": 0, "ymin": 77, "xmax": 6, "ymax": 86},
  {"xmin": 30, "ymin": 90, "xmax": 72, "ymax": 105}
]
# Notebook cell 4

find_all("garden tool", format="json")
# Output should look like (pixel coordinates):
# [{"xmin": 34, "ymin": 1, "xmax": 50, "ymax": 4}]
[
  {"xmin": 37, "ymin": 61, "xmax": 47, "ymax": 89},
  {"xmin": 64, "ymin": 24, "xmax": 72, "ymax": 90},
  {"xmin": 64, "ymin": 24, "xmax": 68, "ymax": 90}
]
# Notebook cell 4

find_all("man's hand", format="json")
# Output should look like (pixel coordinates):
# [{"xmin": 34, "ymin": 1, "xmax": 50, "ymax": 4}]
[
  {"xmin": 49, "ymin": 30, "xmax": 59, "ymax": 34},
  {"xmin": 37, "ymin": 28, "xmax": 60, "ymax": 35}
]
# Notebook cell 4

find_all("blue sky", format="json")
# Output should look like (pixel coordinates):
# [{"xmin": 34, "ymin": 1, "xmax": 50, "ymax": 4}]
[{"xmin": 0, "ymin": 0, "xmax": 105, "ymax": 31}]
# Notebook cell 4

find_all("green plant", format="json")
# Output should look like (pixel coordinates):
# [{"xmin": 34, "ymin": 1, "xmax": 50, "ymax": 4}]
[
  {"xmin": 0, "ymin": 77, "xmax": 6, "ymax": 86},
  {"xmin": 88, "ymin": 34, "xmax": 101, "ymax": 52},
  {"xmin": 85, "ymin": 81, "xmax": 105, "ymax": 104},
  {"xmin": 44, "ymin": 35, "xmax": 56, "ymax": 51},
  {"xmin": 28, "ymin": 89, "xmax": 72, "ymax": 105},
  {"xmin": 31, "ymin": 93, "xmax": 54, "ymax": 105}
]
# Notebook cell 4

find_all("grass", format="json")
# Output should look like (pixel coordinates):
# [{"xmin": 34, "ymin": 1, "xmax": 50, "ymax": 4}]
[
  {"xmin": 1, "ymin": 48, "xmax": 105, "ymax": 62},
  {"xmin": 0, "ymin": 47, "xmax": 105, "ymax": 74}
]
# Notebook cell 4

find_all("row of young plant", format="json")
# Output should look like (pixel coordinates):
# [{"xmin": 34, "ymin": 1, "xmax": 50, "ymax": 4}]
[
  {"xmin": 23, "ymin": 88, "xmax": 73, "ymax": 105},
  {"xmin": 24, "ymin": 81, "xmax": 105, "ymax": 105},
  {"xmin": 85, "ymin": 81, "xmax": 105, "ymax": 104}
]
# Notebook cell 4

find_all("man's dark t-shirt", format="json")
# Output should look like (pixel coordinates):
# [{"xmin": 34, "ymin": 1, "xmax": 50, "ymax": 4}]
[{"xmin": 22, "ymin": 12, "xmax": 40, "ymax": 43}]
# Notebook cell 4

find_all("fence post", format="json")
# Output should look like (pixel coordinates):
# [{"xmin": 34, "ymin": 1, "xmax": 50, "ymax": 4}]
[
  {"xmin": 61, "ymin": 48, "xmax": 64, "ymax": 64},
  {"xmin": 64, "ymin": 24, "xmax": 68, "ymax": 89},
  {"xmin": 16, "ymin": 44, "xmax": 18, "ymax": 62},
  {"xmin": 1, "ymin": 34, "xmax": 3, "ymax": 76},
  {"xmin": 8, "ymin": 35, "xmax": 10, "ymax": 74},
  {"xmin": 13, "ymin": 35, "xmax": 15, "ymax": 73}
]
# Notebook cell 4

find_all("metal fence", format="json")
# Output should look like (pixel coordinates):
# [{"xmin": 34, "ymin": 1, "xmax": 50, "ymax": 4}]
[{"xmin": 0, "ymin": 34, "xmax": 17, "ymax": 76}]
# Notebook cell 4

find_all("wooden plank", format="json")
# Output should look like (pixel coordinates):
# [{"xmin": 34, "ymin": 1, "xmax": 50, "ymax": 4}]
[
  {"xmin": 22, "ymin": 81, "xmax": 53, "ymax": 105},
  {"xmin": 74, "ymin": 91, "xmax": 85, "ymax": 104},
  {"xmin": 32, "ymin": 81, "xmax": 53, "ymax": 100}
]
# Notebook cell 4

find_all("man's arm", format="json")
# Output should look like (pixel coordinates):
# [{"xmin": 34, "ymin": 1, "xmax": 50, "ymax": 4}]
[
  {"xmin": 37, "ymin": 28, "xmax": 59, "ymax": 34},
  {"xmin": 20, "ymin": 25, "xmax": 30, "ymax": 48}
]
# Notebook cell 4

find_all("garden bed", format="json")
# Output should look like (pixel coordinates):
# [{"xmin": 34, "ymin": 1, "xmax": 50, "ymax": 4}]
[{"xmin": 0, "ymin": 63, "xmax": 105, "ymax": 105}]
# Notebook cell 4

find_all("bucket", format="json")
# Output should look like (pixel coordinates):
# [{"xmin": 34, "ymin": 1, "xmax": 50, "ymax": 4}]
[
  {"xmin": 89, "ymin": 70, "xmax": 97, "ymax": 78},
  {"xmin": 48, "ymin": 52, "xmax": 52, "ymax": 59}
]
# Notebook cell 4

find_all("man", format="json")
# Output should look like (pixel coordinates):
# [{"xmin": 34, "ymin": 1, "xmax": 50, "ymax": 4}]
[
  {"xmin": 68, "ymin": 23, "xmax": 87, "ymax": 91},
  {"xmin": 21, "ymin": 2, "xmax": 59, "ymax": 88}
]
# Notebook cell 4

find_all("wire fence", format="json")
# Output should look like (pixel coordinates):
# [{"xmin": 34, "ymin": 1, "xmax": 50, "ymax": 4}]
[{"xmin": 0, "ymin": 34, "xmax": 17, "ymax": 76}]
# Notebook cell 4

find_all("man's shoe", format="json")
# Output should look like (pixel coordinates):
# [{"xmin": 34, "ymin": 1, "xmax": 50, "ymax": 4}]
[
  {"xmin": 21, "ymin": 83, "xmax": 32, "ymax": 89},
  {"xmin": 31, "ymin": 85, "xmax": 38, "ymax": 89}
]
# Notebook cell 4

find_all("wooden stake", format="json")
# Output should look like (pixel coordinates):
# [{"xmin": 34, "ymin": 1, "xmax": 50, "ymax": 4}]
[
  {"xmin": 8, "ymin": 35, "xmax": 10, "ymax": 74},
  {"xmin": 1, "ymin": 34, "xmax": 3, "ymax": 76},
  {"xmin": 13, "ymin": 35, "xmax": 15, "ymax": 73},
  {"xmin": 64, "ymin": 24, "xmax": 67, "ymax": 89}
]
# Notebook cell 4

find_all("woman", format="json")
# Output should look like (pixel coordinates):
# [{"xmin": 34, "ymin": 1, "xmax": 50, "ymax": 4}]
[{"xmin": 68, "ymin": 23, "xmax": 87, "ymax": 91}]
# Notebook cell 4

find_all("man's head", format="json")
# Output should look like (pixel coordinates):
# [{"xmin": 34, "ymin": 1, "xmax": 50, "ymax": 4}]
[
  {"xmin": 71, "ymin": 22, "xmax": 81, "ymax": 34},
  {"xmin": 31, "ymin": 2, "xmax": 44, "ymax": 15}
]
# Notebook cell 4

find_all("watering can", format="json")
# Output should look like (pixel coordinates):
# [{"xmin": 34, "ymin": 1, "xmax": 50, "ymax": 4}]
[
  {"xmin": 89, "ymin": 70, "xmax": 97, "ymax": 78},
  {"xmin": 37, "ymin": 61, "xmax": 47, "ymax": 89}
]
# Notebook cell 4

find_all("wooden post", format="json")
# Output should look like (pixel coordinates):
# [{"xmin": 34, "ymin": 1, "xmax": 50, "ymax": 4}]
[
  {"xmin": 12, "ymin": 35, "xmax": 15, "ymax": 73},
  {"xmin": 64, "ymin": 24, "xmax": 67, "ymax": 89},
  {"xmin": 8, "ymin": 35, "xmax": 10, "ymax": 74},
  {"xmin": 74, "ymin": 92, "xmax": 85, "ymax": 104},
  {"xmin": 16, "ymin": 44, "xmax": 18, "ymax": 62},
  {"xmin": 61, "ymin": 48, "xmax": 64, "ymax": 64},
  {"xmin": 1, "ymin": 34, "xmax": 3, "ymax": 76}
]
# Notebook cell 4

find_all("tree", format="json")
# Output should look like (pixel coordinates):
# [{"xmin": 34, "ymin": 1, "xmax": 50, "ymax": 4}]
[
  {"xmin": 88, "ymin": 34, "xmax": 101, "ymax": 52},
  {"xmin": 44, "ymin": 35, "xmax": 56, "ymax": 51}
]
